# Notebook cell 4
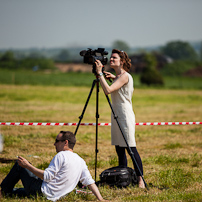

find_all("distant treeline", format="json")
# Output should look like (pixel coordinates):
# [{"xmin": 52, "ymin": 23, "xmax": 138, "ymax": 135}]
[
  {"xmin": 0, "ymin": 40, "xmax": 202, "ymax": 86},
  {"xmin": 0, "ymin": 51, "xmax": 56, "ymax": 70}
]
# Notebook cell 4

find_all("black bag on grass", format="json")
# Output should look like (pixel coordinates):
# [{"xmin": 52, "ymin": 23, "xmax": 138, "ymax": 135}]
[{"xmin": 99, "ymin": 166, "xmax": 138, "ymax": 188}]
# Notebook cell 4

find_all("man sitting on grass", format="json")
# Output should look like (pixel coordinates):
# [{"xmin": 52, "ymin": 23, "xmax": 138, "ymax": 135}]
[{"xmin": 0, "ymin": 131, "xmax": 105, "ymax": 201}]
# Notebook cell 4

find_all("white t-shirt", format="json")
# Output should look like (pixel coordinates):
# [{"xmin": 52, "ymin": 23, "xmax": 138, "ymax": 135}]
[{"xmin": 41, "ymin": 150, "xmax": 94, "ymax": 201}]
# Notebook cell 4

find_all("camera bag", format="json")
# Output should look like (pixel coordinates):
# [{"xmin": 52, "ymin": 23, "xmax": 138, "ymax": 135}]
[{"xmin": 99, "ymin": 166, "xmax": 138, "ymax": 188}]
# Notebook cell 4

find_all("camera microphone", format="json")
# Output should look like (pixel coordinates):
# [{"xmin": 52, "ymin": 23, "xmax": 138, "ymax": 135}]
[{"xmin": 80, "ymin": 50, "xmax": 87, "ymax": 56}]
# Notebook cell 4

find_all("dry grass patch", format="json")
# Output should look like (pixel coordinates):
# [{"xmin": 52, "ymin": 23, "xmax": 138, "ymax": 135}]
[{"xmin": 0, "ymin": 85, "xmax": 202, "ymax": 201}]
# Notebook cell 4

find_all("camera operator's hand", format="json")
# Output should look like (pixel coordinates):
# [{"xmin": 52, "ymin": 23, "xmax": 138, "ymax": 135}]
[
  {"xmin": 103, "ymin": 71, "xmax": 116, "ymax": 81},
  {"xmin": 95, "ymin": 60, "xmax": 103, "ymax": 74}
]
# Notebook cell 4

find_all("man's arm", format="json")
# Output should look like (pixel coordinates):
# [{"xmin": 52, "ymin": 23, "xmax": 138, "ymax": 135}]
[
  {"xmin": 88, "ymin": 183, "xmax": 104, "ymax": 201},
  {"xmin": 17, "ymin": 156, "xmax": 44, "ymax": 180}
]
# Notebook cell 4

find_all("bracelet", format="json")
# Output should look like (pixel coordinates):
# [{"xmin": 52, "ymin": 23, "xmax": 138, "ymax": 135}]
[{"xmin": 98, "ymin": 72, "xmax": 103, "ymax": 77}]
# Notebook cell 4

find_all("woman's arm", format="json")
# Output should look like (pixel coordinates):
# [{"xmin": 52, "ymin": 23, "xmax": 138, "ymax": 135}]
[
  {"xmin": 99, "ymin": 73, "xmax": 128, "ymax": 95},
  {"xmin": 95, "ymin": 60, "xmax": 128, "ymax": 95}
]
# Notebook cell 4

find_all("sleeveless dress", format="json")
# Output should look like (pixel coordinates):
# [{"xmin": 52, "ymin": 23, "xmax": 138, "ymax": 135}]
[{"xmin": 111, "ymin": 72, "xmax": 136, "ymax": 147}]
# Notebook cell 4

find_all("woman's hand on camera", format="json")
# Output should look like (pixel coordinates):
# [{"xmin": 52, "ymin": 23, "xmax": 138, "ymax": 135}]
[{"xmin": 95, "ymin": 60, "xmax": 103, "ymax": 74}]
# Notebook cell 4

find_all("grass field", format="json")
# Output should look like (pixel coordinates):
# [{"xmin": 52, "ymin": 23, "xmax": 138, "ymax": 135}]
[
  {"xmin": 0, "ymin": 71, "xmax": 202, "ymax": 201},
  {"xmin": 0, "ymin": 68, "xmax": 202, "ymax": 89}
]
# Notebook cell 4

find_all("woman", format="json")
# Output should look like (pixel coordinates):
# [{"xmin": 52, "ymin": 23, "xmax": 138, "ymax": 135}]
[{"xmin": 95, "ymin": 49, "xmax": 145, "ymax": 188}]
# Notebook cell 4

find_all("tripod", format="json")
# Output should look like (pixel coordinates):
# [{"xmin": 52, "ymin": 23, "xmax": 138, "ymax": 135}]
[
  {"xmin": 74, "ymin": 76, "xmax": 100, "ymax": 181},
  {"xmin": 74, "ymin": 74, "xmax": 148, "ymax": 190}
]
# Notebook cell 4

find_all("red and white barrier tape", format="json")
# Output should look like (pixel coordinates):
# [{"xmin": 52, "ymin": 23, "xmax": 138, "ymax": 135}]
[{"xmin": 0, "ymin": 122, "xmax": 201, "ymax": 126}]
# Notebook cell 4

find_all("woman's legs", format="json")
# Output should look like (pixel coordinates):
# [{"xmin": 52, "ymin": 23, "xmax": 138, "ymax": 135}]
[
  {"xmin": 115, "ymin": 145, "xmax": 145, "ymax": 188},
  {"xmin": 126, "ymin": 147, "xmax": 143, "ymax": 176},
  {"xmin": 115, "ymin": 146, "xmax": 143, "ymax": 175},
  {"xmin": 115, "ymin": 145, "xmax": 127, "ymax": 166},
  {"xmin": 126, "ymin": 147, "xmax": 145, "ymax": 188}
]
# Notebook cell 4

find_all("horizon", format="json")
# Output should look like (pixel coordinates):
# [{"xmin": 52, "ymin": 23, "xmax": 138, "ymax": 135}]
[{"xmin": 0, "ymin": 39, "xmax": 201, "ymax": 52}]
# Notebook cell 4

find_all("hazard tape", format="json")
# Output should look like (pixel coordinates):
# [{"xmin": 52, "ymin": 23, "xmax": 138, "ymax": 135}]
[{"xmin": 0, "ymin": 122, "xmax": 201, "ymax": 126}]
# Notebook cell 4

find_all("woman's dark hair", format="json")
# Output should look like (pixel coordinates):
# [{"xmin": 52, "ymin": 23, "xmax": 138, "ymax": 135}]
[{"xmin": 112, "ymin": 49, "xmax": 131, "ymax": 72}]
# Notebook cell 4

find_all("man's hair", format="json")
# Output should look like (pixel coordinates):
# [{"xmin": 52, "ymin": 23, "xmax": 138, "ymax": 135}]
[{"xmin": 60, "ymin": 131, "xmax": 76, "ymax": 150}]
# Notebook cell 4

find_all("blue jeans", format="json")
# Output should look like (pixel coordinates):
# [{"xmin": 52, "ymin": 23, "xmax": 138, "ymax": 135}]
[{"xmin": 0, "ymin": 161, "xmax": 43, "ymax": 197}]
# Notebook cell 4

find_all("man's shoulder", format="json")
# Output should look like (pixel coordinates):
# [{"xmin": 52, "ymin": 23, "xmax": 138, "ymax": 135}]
[{"xmin": 58, "ymin": 151, "xmax": 84, "ymax": 161}]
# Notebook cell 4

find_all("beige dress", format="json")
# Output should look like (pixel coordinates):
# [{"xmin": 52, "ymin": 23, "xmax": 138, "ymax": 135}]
[{"xmin": 111, "ymin": 72, "xmax": 136, "ymax": 147}]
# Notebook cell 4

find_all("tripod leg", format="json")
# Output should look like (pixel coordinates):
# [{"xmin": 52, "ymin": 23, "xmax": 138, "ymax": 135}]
[
  {"xmin": 95, "ymin": 79, "xmax": 99, "ymax": 181},
  {"xmin": 105, "ymin": 94, "xmax": 149, "ymax": 190},
  {"xmin": 74, "ymin": 79, "xmax": 97, "ymax": 136},
  {"xmin": 74, "ymin": 78, "xmax": 100, "ymax": 182}
]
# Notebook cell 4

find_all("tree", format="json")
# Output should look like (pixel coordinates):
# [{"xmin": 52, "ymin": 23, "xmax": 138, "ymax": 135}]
[
  {"xmin": 140, "ymin": 53, "xmax": 164, "ymax": 86},
  {"xmin": 55, "ymin": 49, "xmax": 70, "ymax": 62},
  {"xmin": 29, "ymin": 52, "xmax": 44, "ymax": 59},
  {"xmin": 0, "ymin": 51, "xmax": 16, "ymax": 69},
  {"xmin": 0, "ymin": 51, "xmax": 15, "ymax": 62},
  {"xmin": 20, "ymin": 58, "xmax": 55, "ymax": 70},
  {"xmin": 200, "ymin": 41, "xmax": 202, "ymax": 61},
  {"xmin": 161, "ymin": 40, "xmax": 198, "ymax": 61},
  {"xmin": 160, "ymin": 60, "xmax": 196, "ymax": 76},
  {"xmin": 112, "ymin": 40, "xmax": 130, "ymax": 53}
]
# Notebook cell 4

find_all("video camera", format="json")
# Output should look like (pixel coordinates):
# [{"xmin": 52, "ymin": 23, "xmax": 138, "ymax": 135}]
[
  {"xmin": 80, "ymin": 48, "xmax": 108, "ymax": 75},
  {"xmin": 80, "ymin": 48, "xmax": 108, "ymax": 65}
]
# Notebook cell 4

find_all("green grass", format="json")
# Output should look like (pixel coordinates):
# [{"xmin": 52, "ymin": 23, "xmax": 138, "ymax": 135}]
[
  {"xmin": 0, "ymin": 71, "xmax": 202, "ymax": 201},
  {"xmin": 0, "ymin": 68, "xmax": 202, "ymax": 89},
  {"xmin": 0, "ymin": 69, "xmax": 95, "ymax": 87}
]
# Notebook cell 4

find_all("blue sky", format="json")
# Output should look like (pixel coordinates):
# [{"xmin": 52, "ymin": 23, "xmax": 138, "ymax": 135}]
[{"xmin": 0, "ymin": 0, "xmax": 202, "ymax": 49}]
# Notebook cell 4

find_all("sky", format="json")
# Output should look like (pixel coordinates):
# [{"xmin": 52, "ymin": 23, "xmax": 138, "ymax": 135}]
[{"xmin": 0, "ymin": 0, "xmax": 202, "ymax": 49}]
